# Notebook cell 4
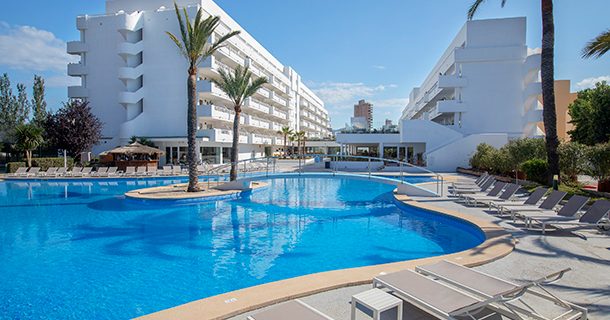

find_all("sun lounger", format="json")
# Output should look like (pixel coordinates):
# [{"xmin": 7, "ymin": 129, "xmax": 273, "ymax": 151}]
[
  {"xmin": 524, "ymin": 198, "xmax": 609, "ymax": 234},
  {"xmin": 499, "ymin": 190, "xmax": 567, "ymax": 220},
  {"xmin": 93, "ymin": 167, "xmax": 109, "ymax": 177},
  {"xmin": 135, "ymin": 166, "xmax": 148, "ymax": 176},
  {"xmin": 466, "ymin": 183, "xmax": 520, "ymax": 208},
  {"xmin": 452, "ymin": 173, "xmax": 490, "ymax": 187},
  {"xmin": 374, "ymin": 269, "xmax": 500, "ymax": 319},
  {"xmin": 54, "ymin": 167, "xmax": 67, "ymax": 177},
  {"xmin": 9, "ymin": 167, "xmax": 28, "ymax": 177},
  {"xmin": 416, "ymin": 260, "xmax": 587, "ymax": 320},
  {"xmin": 39, "ymin": 167, "xmax": 58, "ymax": 177},
  {"xmin": 450, "ymin": 178, "xmax": 495, "ymax": 197},
  {"xmin": 517, "ymin": 195, "xmax": 589, "ymax": 226},
  {"xmin": 247, "ymin": 300, "xmax": 334, "ymax": 320},
  {"xmin": 75, "ymin": 167, "xmax": 93, "ymax": 177},
  {"xmin": 160, "ymin": 165, "xmax": 172, "ymax": 176},
  {"xmin": 461, "ymin": 182, "xmax": 506, "ymax": 203},
  {"xmin": 490, "ymin": 187, "xmax": 548, "ymax": 212},
  {"xmin": 124, "ymin": 166, "xmax": 136, "ymax": 176},
  {"xmin": 107, "ymin": 167, "xmax": 118, "ymax": 177},
  {"xmin": 67, "ymin": 167, "xmax": 82, "ymax": 177},
  {"xmin": 450, "ymin": 175, "xmax": 492, "ymax": 191},
  {"xmin": 26, "ymin": 167, "xmax": 40, "ymax": 177},
  {"xmin": 171, "ymin": 166, "xmax": 182, "ymax": 176}
]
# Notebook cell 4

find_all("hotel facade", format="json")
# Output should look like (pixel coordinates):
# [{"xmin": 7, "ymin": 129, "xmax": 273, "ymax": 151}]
[
  {"xmin": 337, "ymin": 17, "xmax": 551, "ymax": 171},
  {"xmin": 67, "ymin": 0, "xmax": 332, "ymax": 165}
]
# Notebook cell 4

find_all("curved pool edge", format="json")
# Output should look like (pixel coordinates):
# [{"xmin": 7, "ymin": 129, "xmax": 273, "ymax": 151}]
[{"xmin": 137, "ymin": 191, "xmax": 515, "ymax": 320}]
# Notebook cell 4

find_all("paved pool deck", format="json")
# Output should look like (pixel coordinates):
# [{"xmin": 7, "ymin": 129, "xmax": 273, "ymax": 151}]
[{"xmin": 229, "ymin": 176, "xmax": 610, "ymax": 320}]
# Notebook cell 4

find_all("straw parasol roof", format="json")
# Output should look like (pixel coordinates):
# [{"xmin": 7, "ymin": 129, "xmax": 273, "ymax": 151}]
[{"xmin": 101, "ymin": 142, "xmax": 165, "ymax": 155}]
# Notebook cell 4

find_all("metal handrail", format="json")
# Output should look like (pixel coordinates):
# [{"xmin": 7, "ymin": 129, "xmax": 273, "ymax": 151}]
[
  {"xmin": 298, "ymin": 154, "xmax": 444, "ymax": 196},
  {"xmin": 205, "ymin": 156, "xmax": 278, "ymax": 188}
]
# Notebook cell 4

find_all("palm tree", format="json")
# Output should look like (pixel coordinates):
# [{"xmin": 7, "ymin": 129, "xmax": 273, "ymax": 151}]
[
  {"xmin": 468, "ymin": 0, "xmax": 560, "ymax": 184},
  {"xmin": 166, "ymin": 3, "xmax": 240, "ymax": 192},
  {"xmin": 293, "ymin": 131, "xmax": 306, "ymax": 158},
  {"xmin": 582, "ymin": 29, "xmax": 610, "ymax": 59},
  {"xmin": 277, "ymin": 126, "xmax": 293, "ymax": 158},
  {"xmin": 14, "ymin": 124, "xmax": 44, "ymax": 167},
  {"xmin": 211, "ymin": 65, "xmax": 267, "ymax": 181}
]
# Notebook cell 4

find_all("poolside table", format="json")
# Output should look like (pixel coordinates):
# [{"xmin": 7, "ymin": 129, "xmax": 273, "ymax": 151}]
[{"xmin": 352, "ymin": 288, "xmax": 403, "ymax": 320}]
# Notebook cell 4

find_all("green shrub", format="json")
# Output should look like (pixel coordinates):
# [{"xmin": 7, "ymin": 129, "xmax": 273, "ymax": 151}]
[
  {"xmin": 505, "ymin": 138, "xmax": 547, "ymax": 167},
  {"xmin": 558, "ymin": 142, "xmax": 588, "ymax": 182},
  {"xmin": 7, "ymin": 162, "xmax": 26, "ymax": 173},
  {"xmin": 31, "ymin": 157, "xmax": 74, "ymax": 171},
  {"xmin": 522, "ymin": 158, "xmax": 548, "ymax": 184},
  {"xmin": 586, "ymin": 142, "xmax": 610, "ymax": 182},
  {"xmin": 470, "ymin": 143, "xmax": 495, "ymax": 170}
]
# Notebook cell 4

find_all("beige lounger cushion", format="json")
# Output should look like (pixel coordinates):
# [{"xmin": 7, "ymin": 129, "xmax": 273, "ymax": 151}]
[
  {"xmin": 376, "ymin": 269, "xmax": 480, "ymax": 315},
  {"xmin": 249, "ymin": 300, "xmax": 331, "ymax": 320}
]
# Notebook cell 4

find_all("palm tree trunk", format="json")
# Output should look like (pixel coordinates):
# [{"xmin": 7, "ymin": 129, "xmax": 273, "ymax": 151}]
[
  {"xmin": 26, "ymin": 150, "xmax": 32, "ymax": 167},
  {"xmin": 283, "ymin": 134, "xmax": 287, "ymax": 158},
  {"xmin": 541, "ymin": 0, "xmax": 560, "ymax": 184},
  {"xmin": 230, "ymin": 108, "xmax": 241, "ymax": 181},
  {"xmin": 187, "ymin": 69, "xmax": 200, "ymax": 192}
]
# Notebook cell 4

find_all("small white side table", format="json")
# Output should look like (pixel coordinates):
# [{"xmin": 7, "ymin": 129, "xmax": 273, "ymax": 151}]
[{"xmin": 351, "ymin": 288, "xmax": 403, "ymax": 320}]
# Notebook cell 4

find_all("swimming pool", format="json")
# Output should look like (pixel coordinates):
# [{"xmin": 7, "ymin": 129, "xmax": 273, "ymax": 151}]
[{"xmin": 0, "ymin": 176, "xmax": 483, "ymax": 319}]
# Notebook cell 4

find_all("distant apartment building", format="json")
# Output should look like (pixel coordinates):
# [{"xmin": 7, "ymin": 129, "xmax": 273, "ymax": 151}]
[
  {"xmin": 337, "ymin": 17, "xmax": 550, "ymax": 171},
  {"xmin": 67, "ymin": 0, "xmax": 332, "ymax": 165},
  {"xmin": 537, "ymin": 80, "xmax": 578, "ymax": 141},
  {"xmin": 353, "ymin": 99, "xmax": 373, "ymax": 130}
]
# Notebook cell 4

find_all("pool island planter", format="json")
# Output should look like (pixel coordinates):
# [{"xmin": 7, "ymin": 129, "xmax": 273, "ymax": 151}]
[
  {"xmin": 137, "ymin": 193, "xmax": 514, "ymax": 320},
  {"xmin": 124, "ymin": 181, "xmax": 268, "ymax": 203}
]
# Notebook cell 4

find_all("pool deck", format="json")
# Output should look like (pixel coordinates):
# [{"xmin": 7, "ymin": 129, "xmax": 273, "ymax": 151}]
[
  {"xmin": 138, "ymin": 174, "xmax": 514, "ymax": 320},
  {"xmin": 124, "ymin": 181, "xmax": 267, "ymax": 201},
  {"xmin": 229, "ymin": 176, "xmax": 610, "ymax": 320}
]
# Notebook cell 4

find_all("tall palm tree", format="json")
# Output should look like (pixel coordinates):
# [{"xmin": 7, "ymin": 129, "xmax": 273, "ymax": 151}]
[
  {"xmin": 277, "ymin": 126, "xmax": 293, "ymax": 158},
  {"xmin": 468, "ymin": 0, "xmax": 560, "ymax": 184},
  {"xmin": 582, "ymin": 29, "xmax": 610, "ymax": 59},
  {"xmin": 211, "ymin": 65, "xmax": 267, "ymax": 181},
  {"xmin": 293, "ymin": 131, "xmax": 306, "ymax": 158},
  {"xmin": 14, "ymin": 124, "xmax": 44, "ymax": 167},
  {"xmin": 167, "ymin": 3, "xmax": 240, "ymax": 192}
]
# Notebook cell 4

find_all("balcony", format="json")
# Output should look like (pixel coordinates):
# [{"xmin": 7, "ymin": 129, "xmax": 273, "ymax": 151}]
[
  {"xmin": 118, "ymin": 65, "xmax": 144, "ymax": 80},
  {"xmin": 117, "ymin": 41, "xmax": 143, "ymax": 57},
  {"xmin": 436, "ymin": 99, "xmax": 467, "ymax": 114},
  {"xmin": 67, "ymin": 41, "xmax": 87, "ymax": 54},
  {"xmin": 68, "ymin": 86, "xmax": 88, "ymax": 98},
  {"xmin": 243, "ymin": 98, "xmax": 270, "ymax": 114},
  {"xmin": 67, "ymin": 63, "xmax": 87, "ymax": 76},
  {"xmin": 438, "ymin": 74, "xmax": 468, "ymax": 88},
  {"xmin": 76, "ymin": 16, "xmax": 88, "ymax": 30},
  {"xmin": 250, "ymin": 134, "xmax": 273, "ymax": 145},
  {"xmin": 523, "ymin": 53, "xmax": 541, "ymax": 76},
  {"xmin": 117, "ymin": 12, "xmax": 143, "ymax": 32},
  {"xmin": 200, "ymin": 128, "xmax": 247, "ymax": 144},
  {"xmin": 525, "ymin": 107, "xmax": 543, "ymax": 124},
  {"xmin": 524, "ymin": 81, "xmax": 542, "ymax": 98},
  {"xmin": 198, "ymin": 81, "xmax": 231, "ymax": 103},
  {"xmin": 198, "ymin": 104, "xmax": 239, "ymax": 124},
  {"xmin": 245, "ymin": 115, "xmax": 271, "ymax": 130},
  {"xmin": 216, "ymin": 46, "xmax": 245, "ymax": 67},
  {"xmin": 118, "ymin": 87, "xmax": 144, "ymax": 105}
]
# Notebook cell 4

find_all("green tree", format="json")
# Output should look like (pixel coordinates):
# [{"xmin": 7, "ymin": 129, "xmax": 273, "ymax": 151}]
[
  {"xmin": 586, "ymin": 142, "xmax": 610, "ymax": 185},
  {"xmin": 45, "ymin": 100, "xmax": 103, "ymax": 159},
  {"xmin": 129, "ymin": 136, "xmax": 156, "ymax": 147},
  {"xmin": 31, "ymin": 75, "xmax": 47, "ymax": 127},
  {"xmin": 568, "ymin": 81, "xmax": 610, "ymax": 145},
  {"xmin": 582, "ymin": 29, "xmax": 610, "ymax": 59},
  {"xmin": 211, "ymin": 65, "xmax": 267, "ymax": 181},
  {"xmin": 14, "ymin": 124, "xmax": 44, "ymax": 167},
  {"xmin": 293, "ymin": 131, "xmax": 307, "ymax": 158},
  {"xmin": 558, "ymin": 141, "xmax": 587, "ymax": 182},
  {"xmin": 166, "ymin": 3, "xmax": 239, "ymax": 191},
  {"xmin": 277, "ymin": 126, "xmax": 293, "ymax": 158},
  {"xmin": 468, "ymin": 0, "xmax": 561, "ymax": 184}
]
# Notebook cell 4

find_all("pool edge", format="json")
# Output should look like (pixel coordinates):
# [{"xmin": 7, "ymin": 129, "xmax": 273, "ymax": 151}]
[{"xmin": 136, "ymin": 191, "xmax": 515, "ymax": 320}]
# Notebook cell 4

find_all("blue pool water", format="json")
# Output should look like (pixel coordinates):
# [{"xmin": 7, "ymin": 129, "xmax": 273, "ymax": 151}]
[{"xmin": 0, "ymin": 176, "xmax": 483, "ymax": 319}]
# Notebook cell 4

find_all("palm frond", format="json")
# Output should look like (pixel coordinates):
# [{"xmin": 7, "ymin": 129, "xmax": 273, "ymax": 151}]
[
  {"xmin": 467, "ymin": 0, "xmax": 507, "ymax": 20},
  {"xmin": 582, "ymin": 29, "xmax": 610, "ymax": 59},
  {"xmin": 213, "ymin": 65, "xmax": 268, "ymax": 108}
]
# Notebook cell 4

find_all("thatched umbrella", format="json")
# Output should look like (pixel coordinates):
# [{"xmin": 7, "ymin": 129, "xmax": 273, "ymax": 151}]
[{"xmin": 103, "ymin": 142, "xmax": 165, "ymax": 156}]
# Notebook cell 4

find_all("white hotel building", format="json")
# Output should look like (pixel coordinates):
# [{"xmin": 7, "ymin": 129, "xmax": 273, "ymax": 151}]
[
  {"xmin": 67, "ymin": 0, "xmax": 332, "ymax": 165},
  {"xmin": 337, "ymin": 17, "xmax": 544, "ymax": 171}
]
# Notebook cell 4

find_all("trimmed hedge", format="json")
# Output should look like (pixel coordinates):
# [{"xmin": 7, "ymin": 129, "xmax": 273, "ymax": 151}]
[
  {"xmin": 7, "ymin": 162, "xmax": 26, "ymax": 173},
  {"xmin": 31, "ymin": 157, "xmax": 74, "ymax": 171},
  {"xmin": 521, "ymin": 158, "xmax": 548, "ymax": 184}
]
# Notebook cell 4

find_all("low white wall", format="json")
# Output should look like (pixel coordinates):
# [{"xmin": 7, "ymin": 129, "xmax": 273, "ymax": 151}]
[{"xmin": 425, "ymin": 133, "xmax": 509, "ymax": 172}]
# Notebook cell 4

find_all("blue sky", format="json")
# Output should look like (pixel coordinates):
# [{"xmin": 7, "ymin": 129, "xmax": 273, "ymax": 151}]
[{"xmin": 1, "ymin": 0, "xmax": 609, "ymax": 128}]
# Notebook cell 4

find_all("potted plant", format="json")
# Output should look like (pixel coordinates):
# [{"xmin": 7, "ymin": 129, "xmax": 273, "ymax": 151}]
[{"xmin": 587, "ymin": 143, "xmax": 610, "ymax": 192}]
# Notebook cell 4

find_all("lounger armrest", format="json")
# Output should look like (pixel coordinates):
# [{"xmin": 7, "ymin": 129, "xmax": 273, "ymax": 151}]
[{"xmin": 535, "ymin": 268, "xmax": 571, "ymax": 285}]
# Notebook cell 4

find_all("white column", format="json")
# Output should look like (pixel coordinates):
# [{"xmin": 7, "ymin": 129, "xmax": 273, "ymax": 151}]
[{"xmin": 379, "ymin": 143, "xmax": 384, "ymax": 158}]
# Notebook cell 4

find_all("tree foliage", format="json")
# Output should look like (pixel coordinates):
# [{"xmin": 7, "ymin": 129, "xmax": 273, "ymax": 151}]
[
  {"xmin": 45, "ymin": 100, "xmax": 103, "ymax": 158},
  {"xmin": 129, "ymin": 136, "xmax": 156, "ymax": 147},
  {"xmin": 14, "ymin": 124, "xmax": 44, "ymax": 167},
  {"xmin": 31, "ymin": 75, "xmax": 47, "ymax": 127},
  {"xmin": 582, "ymin": 29, "xmax": 610, "ymax": 59},
  {"xmin": 0, "ymin": 73, "xmax": 30, "ymax": 141},
  {"xmin": 586, "ymin": 142, "xmax": 610, "ymax": 182},
  {"xmin": 558, "ymin": 142, "xmax": 588, "ymax": 182},
  {"xmin": 568, "ymin": 81, "xmax": 610, "ymax": 145}
]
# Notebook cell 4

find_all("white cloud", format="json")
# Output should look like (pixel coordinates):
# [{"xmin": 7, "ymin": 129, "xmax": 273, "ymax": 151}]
[
  {"xmin": 310, "ymin": 82, "xmax": 388, "ymax": 106},
  {"xmin": 576, "ymin": 75, "xmax": 610, "ymax": 90},
  {"xmin": 370, "ymin": 97, "xmax": 410, "ymax": 108},
  {"xmin": 372, "ymin": 65, "xmax": 386, "ymax": 70},
  {"xmin": 0, "ymin": 22, "xmax": 77, "ymax": 73}
]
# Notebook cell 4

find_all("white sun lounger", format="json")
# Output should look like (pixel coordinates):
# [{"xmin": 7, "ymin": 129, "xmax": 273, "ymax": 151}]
[
  {"xmin": 247, "ymin": 300, "xmax": 334, "ymax": 320},
  {"xmin": 107, "ymin": 167, "xmax": 119, "ymax": 177},
  {"xmin": 9, "ymin": 167, "xmax": 28, "ymax": 177},
  {"xmin": 39, "ymin": 167, "xmax": 58, "ymax": 177},
  {"xmin": 135, "ymin": 166, "xmax": 148, "ymax": 176},
  {"xmin": 26, "ymin": 167, "xmax": 40, "ymax": 177},
  {"xmin": 75, "ymin": 167, "xmax": 93, "ymax": 177},
  {"xmin": 530, "ymin": 200, "xmax": 610, "ymax": 234},
  {"xmin": 374, "ymin": 269, "xmax": 502, "ymax": 319},
  {"xmin": 416, "ymin": 260, "xmax": 587, "ymax": 320},
  {"xmin": 67, "ymin": 167, "xmax": 82, "ymax": 177},
  {"xmin": 93, "ymin": 167, "xmax": 109, "ymax": 177},
  {"xmin": 159, "ymin": 165, "xmax": 172, "ymax": 176},
  {"xmin": 124, "ymin": 166, "xmax": 136, "ymax": 176},
  {"xmin": 54, "ymin": 167, "xmax": 67, "ymax": 177}
]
